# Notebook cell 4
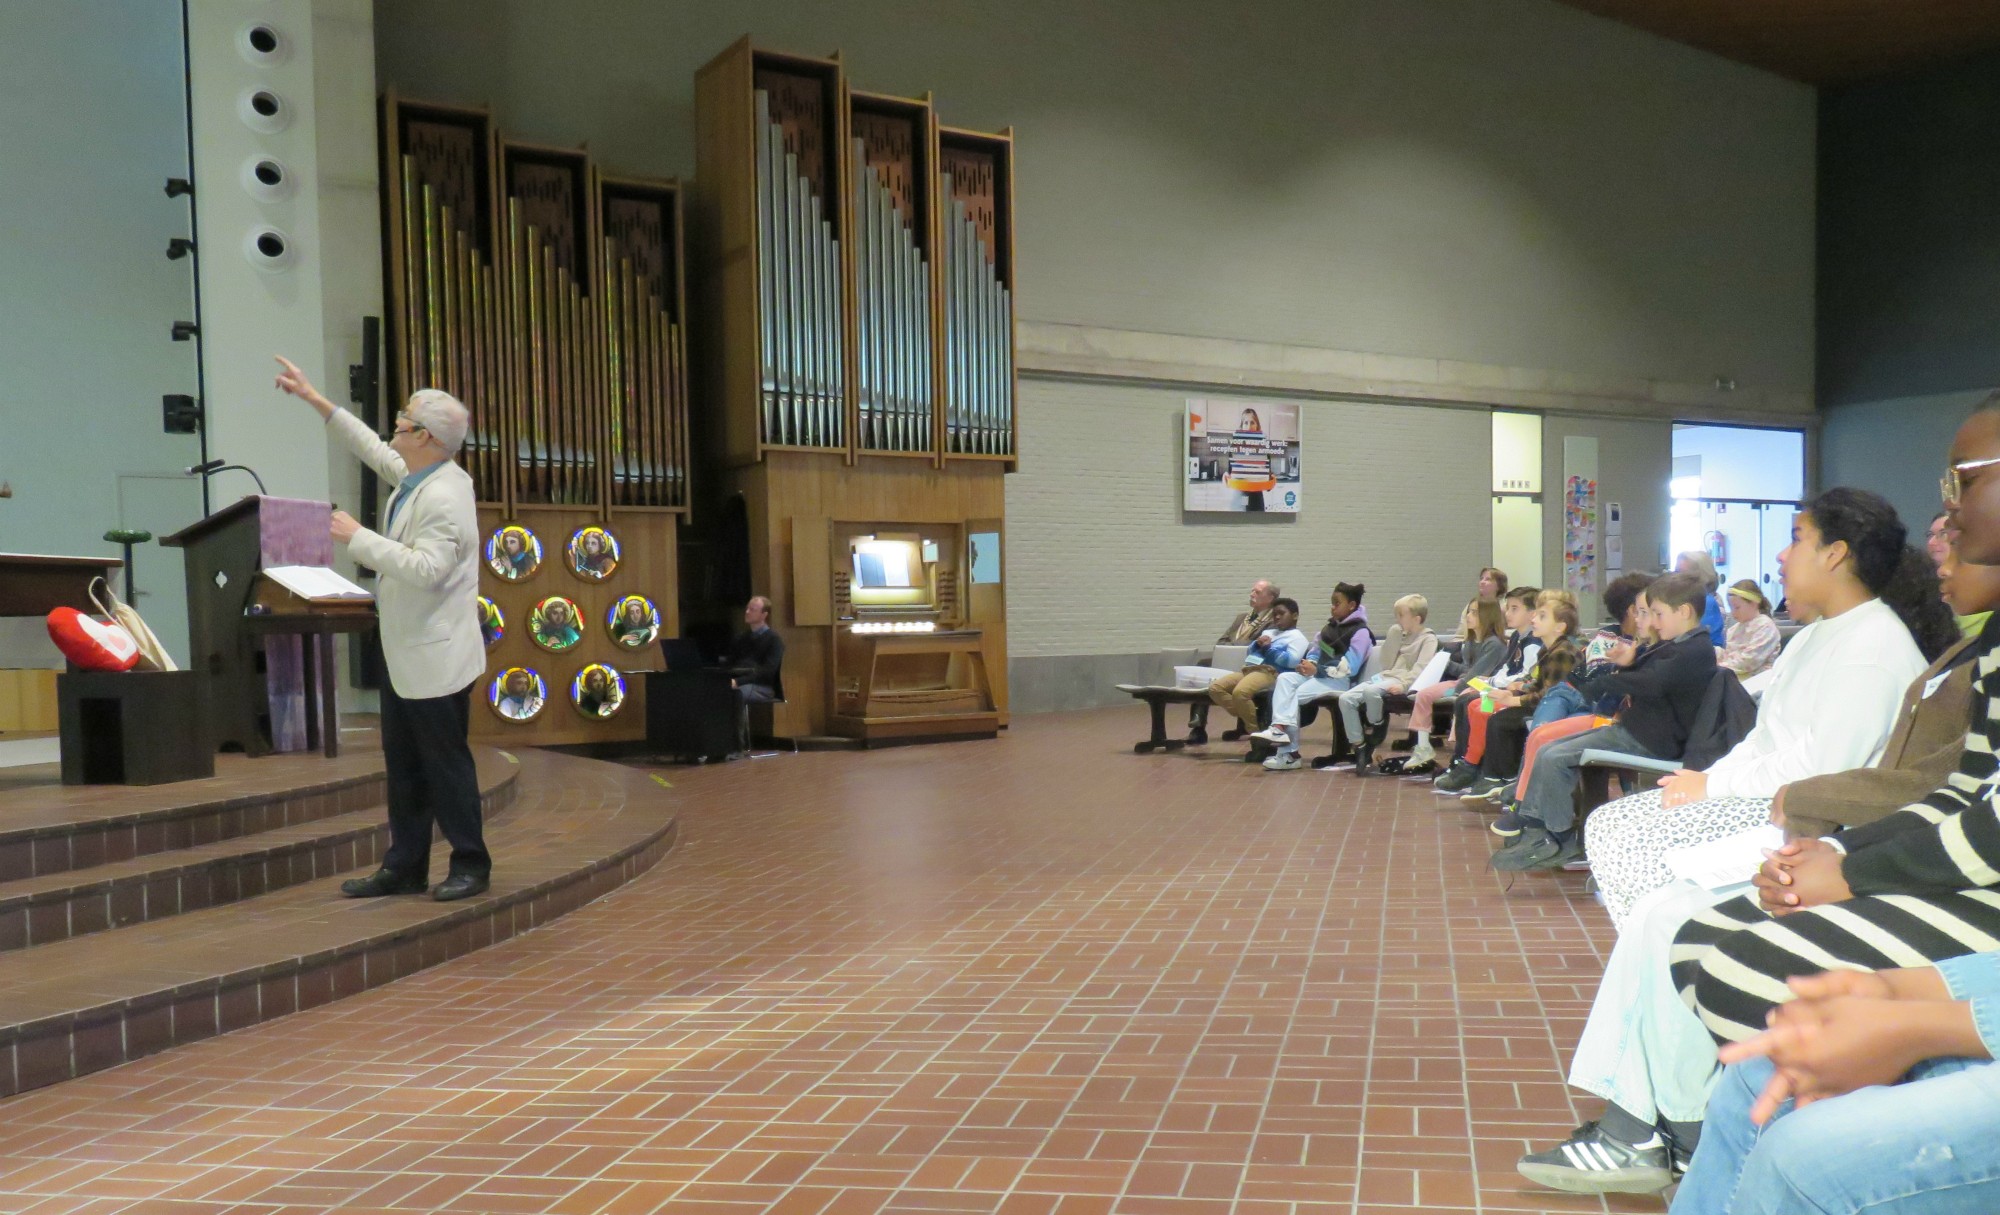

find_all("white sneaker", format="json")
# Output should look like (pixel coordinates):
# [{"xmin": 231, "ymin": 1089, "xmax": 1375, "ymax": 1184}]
[
  {"xmin": 1262, "ymin": 751, "xmax": 1303, "ymax": 771},
  {"xmin": 1249, "ymin": 726, "xmax": 1290, "ymax": 744}
]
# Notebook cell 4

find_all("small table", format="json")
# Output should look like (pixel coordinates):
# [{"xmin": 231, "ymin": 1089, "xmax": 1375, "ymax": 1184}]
[{"xmin": 243, "ymin": 611, "xmax": 375, "ymax": 758}]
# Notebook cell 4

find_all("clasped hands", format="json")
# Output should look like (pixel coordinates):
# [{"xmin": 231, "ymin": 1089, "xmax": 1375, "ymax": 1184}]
[
  {"xmin": 1719, "ymin": 966, "xmax": 1967, "ymax": 1126},
  {"xmin": 1753, "ymin": 833, "xmax": 1853, "ymax": 917}
]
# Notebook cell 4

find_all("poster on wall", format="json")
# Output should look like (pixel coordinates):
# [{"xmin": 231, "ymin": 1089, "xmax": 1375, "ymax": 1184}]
[
  {"xmin": 1564, "ymin": 474, "xmax": 1599, "ymax": 595},
  {"xmin": 1185, "ymin": 399, "xmax": 1301, "ymax": 513}
]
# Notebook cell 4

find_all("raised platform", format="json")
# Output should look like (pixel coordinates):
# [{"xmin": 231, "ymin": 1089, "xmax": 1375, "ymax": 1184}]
[{"xmin": 0, "ymin": 741, "xmax": 677, "ymax": 1097}]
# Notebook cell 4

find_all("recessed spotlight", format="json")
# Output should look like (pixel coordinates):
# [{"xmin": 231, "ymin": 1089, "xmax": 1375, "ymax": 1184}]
[{"xmin": 238, "ymin": 88, "xmax": 290, "ymax": 134}]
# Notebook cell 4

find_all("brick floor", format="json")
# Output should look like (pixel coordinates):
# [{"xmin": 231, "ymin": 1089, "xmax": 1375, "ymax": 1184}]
[{"xmin": 0, "ymin": 708, "xmax": 1631, "ymax": 1214}]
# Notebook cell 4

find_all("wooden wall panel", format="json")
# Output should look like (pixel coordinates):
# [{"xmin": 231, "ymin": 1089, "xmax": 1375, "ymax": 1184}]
[
  {"xmin": 469, "ymin": 504, "xmax": 676, "ymax": 746},
  {"xmin": 728, "ymin": 455, "xmax": 1004, "ymax": 737}
]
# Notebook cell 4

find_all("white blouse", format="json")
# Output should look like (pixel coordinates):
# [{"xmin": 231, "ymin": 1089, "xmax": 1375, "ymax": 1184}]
[{"xmin": 1703, "ymin": 598, "xmax": 1927, "ymax": 800}]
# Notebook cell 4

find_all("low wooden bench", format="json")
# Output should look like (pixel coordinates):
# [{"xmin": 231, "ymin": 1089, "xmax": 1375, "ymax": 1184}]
[
  {"xmin": 1115, "ymin": 682, "xmax": 1348, "ymax": 755},
  {"xmin": 1113, "ymin": 685, "xmax": 1216, "ymax": 753}
]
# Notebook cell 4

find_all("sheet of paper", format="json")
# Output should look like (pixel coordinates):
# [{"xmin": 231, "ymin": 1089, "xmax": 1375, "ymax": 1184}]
[
  {"xmin": 1407, "ymin": 649, "xmax": 1451, "ymax": 693},
  {"xmin": 264, "ymin": 564, "xmax": 373, "ymax": 600},
  {"xmin": 1663, "ymin": 822, "xmax": 1784, "ymax": 891}
]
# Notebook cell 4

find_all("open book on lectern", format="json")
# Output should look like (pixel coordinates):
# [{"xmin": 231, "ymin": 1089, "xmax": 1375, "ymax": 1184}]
[{"xmin": 260, "ymin": 565, "xmax": 374, "ymax": 603}]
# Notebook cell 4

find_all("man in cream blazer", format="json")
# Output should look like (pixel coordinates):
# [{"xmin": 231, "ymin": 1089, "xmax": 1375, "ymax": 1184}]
[{"xmin": 275, "ymin": 356, "xmax": 493, "ymax": 901}]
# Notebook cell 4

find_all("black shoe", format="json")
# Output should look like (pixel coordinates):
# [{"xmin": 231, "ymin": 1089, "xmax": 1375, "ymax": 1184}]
[
  {"xmin": 1309, "ymin": 753, "xmax": 1348, "ymax": 770},
  {"xmin": 1243, "ymin": 739, "xmax": 1274, "ymax": 763},
  {"xmin": 1532, "ymin": 835, "xmax": 1588, "ymax": 871},
  {"xmin": 1459, "ymin": 775, "xmax": 1508, "ymax": 802},
  {"xmin": 1221, "ymin": 726, "xmax": 1248, "ymax": 742},
  {"xmin": 431, "ymin": 872, "xmax": 490, "ymax": 902},
  {"xmin": 1433, "ymin": 759, "xmax": 1480, "ymax": 792},
  {"xmin": 1491, "ymin": 827, "xmax": 1578, "ymax": 871},
  {"xmin": 1517, "ymin": 1120, "xmax": 1675, "ymax": 1194},
  {"xmin": 340, "ymin": 868, "xmax": 428, "ymax": 898},
  {"xmin": 1186, "ymin": 728, "xmax": 1209, "ymax": 746},
  {"xmin": 1391, "ymin": 731, "xmax": 1417, "ymax": 752}
]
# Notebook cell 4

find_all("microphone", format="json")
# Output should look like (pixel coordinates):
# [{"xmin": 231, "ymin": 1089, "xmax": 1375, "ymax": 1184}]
[{"xmin": 187, "ymin": 460, "xmax": 269, "ymax": 496}]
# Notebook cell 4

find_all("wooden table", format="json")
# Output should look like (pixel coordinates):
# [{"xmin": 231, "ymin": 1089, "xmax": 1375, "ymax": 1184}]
[{"xmin": 0, "ymin": 554, "xmax": 122, "ymax": 616}]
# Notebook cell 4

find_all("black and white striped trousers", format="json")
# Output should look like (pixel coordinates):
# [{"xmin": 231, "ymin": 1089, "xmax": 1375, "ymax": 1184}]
[{"xmin": 1670, "ymin": 888, "xmax": 2000, "ymax": 1043}]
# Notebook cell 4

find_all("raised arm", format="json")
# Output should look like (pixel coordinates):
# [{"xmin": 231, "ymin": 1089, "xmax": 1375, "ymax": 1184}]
[{"xmin": 274, "ymin": 355, "xmax": 407, "ymax": 485}]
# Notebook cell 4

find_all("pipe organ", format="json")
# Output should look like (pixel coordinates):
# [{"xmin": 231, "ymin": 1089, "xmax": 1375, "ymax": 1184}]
[
  {"xmin": 695, "ymin": 39, "xmax": 1018, "ymax": 743},
  {"xmin": 379, "ymin": 93, "xmax": 687, "ymax": 747}
]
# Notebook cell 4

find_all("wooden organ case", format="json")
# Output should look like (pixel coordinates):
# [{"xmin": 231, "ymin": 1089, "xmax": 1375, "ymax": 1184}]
[
  {"xmin": 694, "ymin": 38, "xmax": 1018, "ymax": 744},
  {"xmin": 379, "ymin": 93, "xmax": 691, "ymax": 746}
]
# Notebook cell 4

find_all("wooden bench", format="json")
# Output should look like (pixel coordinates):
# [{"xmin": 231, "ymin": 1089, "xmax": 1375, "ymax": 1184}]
[{"xmin": 1113, "ymin": 684, "xmax": 1218, "ymax": 753}]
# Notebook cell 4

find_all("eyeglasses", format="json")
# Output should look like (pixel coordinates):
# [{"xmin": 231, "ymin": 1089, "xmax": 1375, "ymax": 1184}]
[
  {"xmin": 1942, "ymin": 456, "xmax": 2000, "ymax": 507},
  {"xmin": 392, "ymin": 413, "xmax": 428, "ymax": 436}
]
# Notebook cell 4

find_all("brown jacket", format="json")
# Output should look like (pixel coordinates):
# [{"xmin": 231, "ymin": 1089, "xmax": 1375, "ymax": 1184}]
[
  {"xmin": 1784, "ymin": 635, "xmax": 1979, "ymax": 839},
  {"xmin": 1219, "ymin": 607, "xmax": 1277, "ymax": 645}
]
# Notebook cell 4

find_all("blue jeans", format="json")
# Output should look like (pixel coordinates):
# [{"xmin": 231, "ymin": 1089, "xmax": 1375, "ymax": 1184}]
[
  {"xmin": 1517, "ymin": 720, "xmax": 1650, "ymax": 834},
  {"xmin": 1675, "ymin": 1056, "xmax": 2000, "ymax": 1214}
]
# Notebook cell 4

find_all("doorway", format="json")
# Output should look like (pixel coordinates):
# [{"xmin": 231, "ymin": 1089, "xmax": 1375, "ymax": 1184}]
[
  {"xmin": 1670, "ymin": 425, "xmax": 1806, "ymax": 604},
  {"xmin": 1491, "ymin": 412, "xmax": 1543, "ymax": 589}
]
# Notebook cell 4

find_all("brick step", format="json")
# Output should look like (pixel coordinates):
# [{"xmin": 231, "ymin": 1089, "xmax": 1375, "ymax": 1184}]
[
  {"xmin": 0, "ymin": 751, "xmax": 518, "ymax": 952},
  {"xmin": 0, "ymin": 747, "xmax": 393, "ymax": 881},
  {"xmin": 0, "ymin": 747, "xmax": 676, "ymax": 1098}
]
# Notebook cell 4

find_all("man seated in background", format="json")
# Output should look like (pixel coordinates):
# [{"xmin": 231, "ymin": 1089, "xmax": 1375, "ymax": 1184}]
[
  {"xmin": 1189, "ymin": 579, "xmax": 1281, "ymax": 743},
  {"xmin": 1206, "ymin": 597, "xmax": 1306, "ymax": 738},
  {"xmin": 727, "ymin": 595, "xmax": 785, "ymax": 704}
]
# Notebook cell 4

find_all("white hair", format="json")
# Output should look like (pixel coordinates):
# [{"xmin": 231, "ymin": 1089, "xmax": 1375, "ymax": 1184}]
[{"xmin": 407, "ymin": 388, "xmax": 469, "ymax": 455}]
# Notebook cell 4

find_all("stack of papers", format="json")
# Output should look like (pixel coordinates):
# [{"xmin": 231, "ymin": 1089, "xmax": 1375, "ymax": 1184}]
[{"xmin": 263, "ymin": 565, "xmax": 373, "ymax": 602}]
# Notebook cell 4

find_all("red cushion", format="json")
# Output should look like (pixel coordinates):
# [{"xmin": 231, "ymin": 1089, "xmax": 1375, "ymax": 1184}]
[{"xmin": 46, "ymin": 607, "xmax": 140, "ymax": 672}]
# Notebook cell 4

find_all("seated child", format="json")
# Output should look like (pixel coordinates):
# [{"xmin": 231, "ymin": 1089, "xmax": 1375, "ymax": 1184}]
[
  {"xmin": 1332, "ymin": 594, "xmax": 1438, "ymax": 774},
  {"xmin": 1253, "ymin": 583, "xmax": 1373, "ymax": 769},
  {"xmin": 1717, "ymin": 578, "xmax": 1782, "ymax": 679},
  {"xmin": 1484, "ymin": 572, "xmax": 1717, "ymax": 868},
  {"xmin": 1433, "ymin": 586, "xmax": 1542, "ymax": 791},
  {"xmin": 1393, "ymin": 597, "xmax": 1506, "ymax": 775},
  {"xmin": 1204, "ymin": 598, "xmax": 1308, "ymax": 734},
  {"xmin": 1455, "ymin": 590, "xmax": 1584, "ymax": 800}
]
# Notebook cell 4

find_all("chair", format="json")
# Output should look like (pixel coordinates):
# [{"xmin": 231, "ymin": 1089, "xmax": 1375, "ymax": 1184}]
[
  {"xmin": 737, "ymin": 658, "xmax": 787, "ymax": 752},
  {"xmin": 1575, "ymin": 667, "xmax": 1758, "ymax": 819}
]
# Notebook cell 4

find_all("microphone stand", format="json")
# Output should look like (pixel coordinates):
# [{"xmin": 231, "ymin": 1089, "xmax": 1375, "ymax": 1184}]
[{"xmin": 188, "ymin": 460, "xmax": 269, "ymax": 499}]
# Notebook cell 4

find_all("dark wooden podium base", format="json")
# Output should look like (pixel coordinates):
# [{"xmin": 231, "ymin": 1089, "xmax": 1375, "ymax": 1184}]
[{"xmin": 57, "ymin": 671, "xmax": 214, "ymax": 786}]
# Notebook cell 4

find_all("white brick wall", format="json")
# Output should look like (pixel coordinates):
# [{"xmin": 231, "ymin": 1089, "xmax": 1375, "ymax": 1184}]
[{"xmin": 1005, "ymin": 379, "xmax": 1492, "ymax": 659}]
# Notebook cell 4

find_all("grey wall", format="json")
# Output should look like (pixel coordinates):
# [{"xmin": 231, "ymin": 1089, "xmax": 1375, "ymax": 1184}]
[
  {"xmin": 0, "ymin": 1, "xmax": 201, "ymax": 666},
  {"xmin": 1819, "ymin": 49, "xmax": 2000, "ymax": 408},
  {"xmin": 1815, "ymin": 50, "xmax": 2000, "ymax": 526},
  {"xmin": 1822, "ymin": 391, "xmax": 1981, "ymax": 535},
  {"xmin": 375, "ymin": 0, "xmax": 1817, "ymax": 395},
  {"xmin": 1005, "ymin": 383, "xmax": 1489, "ymax": 712}
]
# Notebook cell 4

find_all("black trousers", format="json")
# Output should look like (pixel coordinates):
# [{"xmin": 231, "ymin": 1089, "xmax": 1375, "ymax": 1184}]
[
  {"xmin": 1478, "ymin": 706, "xmax": 1532, "ymax": 778},
  {"xmin": 1449, "ymin": 695, "xmax": 1477, "ymax": 761},
  {"xmin": 379, "ymin": 678, "xmax": 490, "ymax": 880}
]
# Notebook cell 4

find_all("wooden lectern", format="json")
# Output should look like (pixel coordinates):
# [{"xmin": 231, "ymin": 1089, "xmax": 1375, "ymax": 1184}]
[{"xmin": 161, "ymin": 495, "xmax": 372, "ymax": 757}]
